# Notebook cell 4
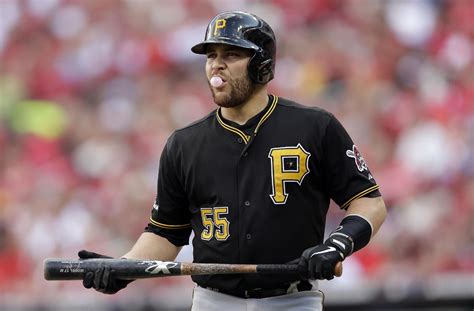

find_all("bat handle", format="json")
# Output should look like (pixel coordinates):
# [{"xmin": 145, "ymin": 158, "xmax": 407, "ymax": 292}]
[{"xmin": 257, "ymin": 262, "xmax": 343, "ymax": 277}]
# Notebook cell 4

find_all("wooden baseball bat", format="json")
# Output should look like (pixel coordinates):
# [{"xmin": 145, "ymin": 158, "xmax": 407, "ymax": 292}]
[{"xmin": 44, "ymin": 259, "xmax": 343, "ymax": 281}]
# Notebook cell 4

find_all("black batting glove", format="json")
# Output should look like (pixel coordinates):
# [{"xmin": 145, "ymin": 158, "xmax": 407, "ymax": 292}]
[
  {"xmin": 298, "ymin": 232, "xmax": 353, "ymax": 280},
  {"xmin": 78, "ymin": 250, "xmax": 133, "ymax": 295}
]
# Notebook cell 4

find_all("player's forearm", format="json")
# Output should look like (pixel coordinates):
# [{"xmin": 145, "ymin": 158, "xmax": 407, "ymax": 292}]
[
  {"xmin": 345, "ymin": 196, "xmax": 387, "ymax": 236},
  {"xmin": 121, "ymin": 232, "xmax": 182, "ymax": 261},
  {"xmin": 322, "ymin": 196, "xmax": 386, "ymax": 260}
]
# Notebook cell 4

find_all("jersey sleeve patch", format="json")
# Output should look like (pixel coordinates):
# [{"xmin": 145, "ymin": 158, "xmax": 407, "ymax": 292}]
[{"xmin": 346, "ymin": 145, "xmax": 368, "ymax": 172}]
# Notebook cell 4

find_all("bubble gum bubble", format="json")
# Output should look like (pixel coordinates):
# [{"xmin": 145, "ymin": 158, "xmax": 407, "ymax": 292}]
[{"xmin": 210, "ymin": 76, "xmax": 223, "ymax": 87}]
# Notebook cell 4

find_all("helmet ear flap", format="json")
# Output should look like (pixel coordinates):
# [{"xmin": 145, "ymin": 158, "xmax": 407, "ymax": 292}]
[{"xmin": 248, "ymin": 50, "xmax": 274, "ymax": 84}]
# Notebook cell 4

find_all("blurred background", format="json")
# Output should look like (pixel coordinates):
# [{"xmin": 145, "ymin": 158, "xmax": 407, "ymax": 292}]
[{"xmin": 0, "ymin": 0, "xmax": 473, "ymax": 310}]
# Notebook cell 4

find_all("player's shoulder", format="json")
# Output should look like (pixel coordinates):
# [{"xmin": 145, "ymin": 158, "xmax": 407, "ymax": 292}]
[
  {"xmin": 176, "ymin": 110, "xmax": 216, "ymax": 132},
  {"xmin": 276, "ymin": 96, "xmax": 334, "ymax": 121},
  {"xmin": 166, "ymin": 110, "xmax": 216, "ymax": 146}
]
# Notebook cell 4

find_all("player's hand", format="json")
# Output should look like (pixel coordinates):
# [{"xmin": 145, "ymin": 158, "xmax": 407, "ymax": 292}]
[
  {"xmin": 78, "ymin": 250, "xmax": 133, "ymax": 294},
  {"xmin": 298, "ymin": 233, "xmax": 353, "ymax": 280}
]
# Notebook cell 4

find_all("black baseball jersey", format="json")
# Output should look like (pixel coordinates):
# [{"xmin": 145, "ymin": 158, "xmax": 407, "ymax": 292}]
[{"xmin": 145, "ymin": 95, "xmax": 380, "ymax": 291}]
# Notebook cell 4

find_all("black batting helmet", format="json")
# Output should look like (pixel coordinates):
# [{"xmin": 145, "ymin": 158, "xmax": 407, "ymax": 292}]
[{"xmin": 191, "ymin": 11, "xmax": 276, "ymax": 84}]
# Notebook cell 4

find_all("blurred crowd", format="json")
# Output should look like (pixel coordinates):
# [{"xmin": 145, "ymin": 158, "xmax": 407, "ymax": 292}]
[{"xmin": 0, "ymin": 0, "xmax": 473, "ymax": 309}]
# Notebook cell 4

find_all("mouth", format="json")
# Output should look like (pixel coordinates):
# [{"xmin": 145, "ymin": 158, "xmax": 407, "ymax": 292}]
[{"xmin": 210, "ymin": 75, "xmax": 227, "ymax": 88}]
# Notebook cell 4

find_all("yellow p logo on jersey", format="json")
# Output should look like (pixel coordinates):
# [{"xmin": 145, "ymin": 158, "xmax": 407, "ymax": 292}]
[
  {"xmin": 268, "ymin": 144, "xmax": 311, "ymax": 205},
  {"xmin": 214, "ymin": 19, "xmax": 226, "ymax": 36}
]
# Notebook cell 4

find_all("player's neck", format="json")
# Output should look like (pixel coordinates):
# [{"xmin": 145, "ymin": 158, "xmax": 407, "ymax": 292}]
[{"xmin": 220, "ymin": 87, "xmax": 269, "ymax": 125}]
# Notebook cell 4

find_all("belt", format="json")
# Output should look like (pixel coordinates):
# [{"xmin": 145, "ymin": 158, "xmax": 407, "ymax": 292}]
[{"xmin": 205, "ymin": 280, "xmax": 313, "ymax": 299}]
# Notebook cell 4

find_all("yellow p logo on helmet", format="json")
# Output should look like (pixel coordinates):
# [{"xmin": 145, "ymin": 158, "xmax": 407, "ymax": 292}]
[{"xmin": 214, "ymin": 19, "xmax": 226, "ymax": 36}]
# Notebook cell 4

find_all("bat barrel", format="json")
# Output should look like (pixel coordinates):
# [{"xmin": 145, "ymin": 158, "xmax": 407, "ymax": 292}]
[
  {"xmin": 44, "ymin": 259, "xmax": 90, "ymax": 280},
  {"xmin": 44, "ymin": 259, "xmax": 183, "ymax": 280}
]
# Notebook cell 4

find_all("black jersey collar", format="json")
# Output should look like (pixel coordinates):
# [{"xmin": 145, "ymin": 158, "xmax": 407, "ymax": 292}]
[{"xmin": 216, "ymin": 95, "xmax": 278, "ymax": 144}]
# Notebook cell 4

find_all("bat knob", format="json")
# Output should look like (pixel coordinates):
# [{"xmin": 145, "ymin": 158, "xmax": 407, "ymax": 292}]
[{"xmin": 334, "ymin": 262, "xmax": 343, "ymax": 277}]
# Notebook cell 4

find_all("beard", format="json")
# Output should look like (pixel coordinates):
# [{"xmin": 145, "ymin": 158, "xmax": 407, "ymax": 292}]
[{"xmin": 209, "ymin": 74, "xmax": 256, "ymax": 108}]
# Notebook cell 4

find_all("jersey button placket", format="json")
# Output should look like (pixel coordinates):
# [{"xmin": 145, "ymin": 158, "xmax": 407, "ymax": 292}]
[
  {"xmin": 244, "ymin": 201, "xmax": 251, "ymax": 242},
  {"xmin": 237, "ymin": 137, "xmax": 243, "ymax": 144}
]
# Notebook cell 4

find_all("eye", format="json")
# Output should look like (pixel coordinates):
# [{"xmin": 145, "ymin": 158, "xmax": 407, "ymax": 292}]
[
  {"xmin": 206, "ymin": 53, "xmax": 217, "ymax": 59},
  {"xmin": 226, "ymin": 51, "xmax": 240, "ymax": 57}
]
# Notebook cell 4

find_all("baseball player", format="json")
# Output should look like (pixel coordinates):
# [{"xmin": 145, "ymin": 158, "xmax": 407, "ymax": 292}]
[{"xmin": 79, "ymin": 11, "xmax": 387, "ymax": 311}]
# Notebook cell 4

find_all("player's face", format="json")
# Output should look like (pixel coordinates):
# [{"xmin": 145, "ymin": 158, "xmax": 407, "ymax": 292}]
[{"xmin": 205, "ymin": 44, "xmax": 256, "ymax": 108}]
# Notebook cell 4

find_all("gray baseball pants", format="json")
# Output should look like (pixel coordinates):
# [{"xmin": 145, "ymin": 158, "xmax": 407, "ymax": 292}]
[{"xmin": 191, "ymin": 286, "xmax": 324, "ymax": 311}]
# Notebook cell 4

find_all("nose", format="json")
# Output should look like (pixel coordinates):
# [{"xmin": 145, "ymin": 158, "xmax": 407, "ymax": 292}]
[{"xmin": 210, "ymin": 55, "xmax": 226, "ymax": 71}]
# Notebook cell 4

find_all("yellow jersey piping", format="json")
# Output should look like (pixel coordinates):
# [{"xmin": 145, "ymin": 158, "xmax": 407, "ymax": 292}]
[
  {"xmin": 255, "ymin": 95, "xmax": 278, "ymax": 134},
  {"xmin": 340, "ymin": 185, "xmax": 379, "ymax": 210},
  {"xmin": 216, "ymin": 112, "xmax": 250, "ymax": 143},
  {"xmin": 215, "ymin": 95, "xmax": 279, "ymax": 144},
  {"xmin": 149, "ymin": 218, "xmax": 191, "ymax": 229}
]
